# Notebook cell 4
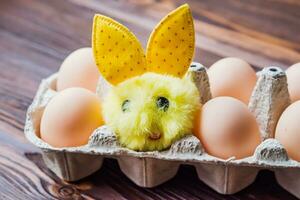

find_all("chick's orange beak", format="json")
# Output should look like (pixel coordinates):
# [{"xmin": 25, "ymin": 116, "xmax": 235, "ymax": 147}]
[{"xmin": 148, "ymin": 132, "xmax": 162, "ymax": 140}]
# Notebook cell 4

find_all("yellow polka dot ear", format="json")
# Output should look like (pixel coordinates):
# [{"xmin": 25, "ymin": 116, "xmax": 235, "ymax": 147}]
[
  {"xmin": 146, "ymin": 4, "xmax": 195, "ymax": 77},
  {"xmin": 92, "ymin": 15, "xmax": 147, "ymax": 85}
]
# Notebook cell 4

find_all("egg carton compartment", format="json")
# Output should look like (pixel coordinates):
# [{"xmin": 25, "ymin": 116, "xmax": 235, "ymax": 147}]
[{"xmin": 24, "ymin": 63, "xmax": 300, "ymax": 198}]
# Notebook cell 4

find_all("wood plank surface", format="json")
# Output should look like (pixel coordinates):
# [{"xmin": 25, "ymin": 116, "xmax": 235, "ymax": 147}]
[{"xmin": 0, "ymin": 0, "xmax": 299, "ymax": 199}]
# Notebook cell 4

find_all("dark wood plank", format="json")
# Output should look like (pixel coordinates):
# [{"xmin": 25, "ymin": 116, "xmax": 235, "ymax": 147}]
[
  {"xmin": 70, "ymin": 0, "xmax": 300, "ymax": 68},
  {"xmin": 0, "ymin": 0, "xmax": 299, "ymax": 199}
]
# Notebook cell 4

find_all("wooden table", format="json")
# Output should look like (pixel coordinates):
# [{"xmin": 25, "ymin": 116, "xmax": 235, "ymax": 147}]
[{"xmin": 1, "ymin": 0, "xmax": 300, "ymax": 199}]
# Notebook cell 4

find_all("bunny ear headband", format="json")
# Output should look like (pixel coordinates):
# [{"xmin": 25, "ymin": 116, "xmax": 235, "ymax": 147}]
[{"xmin": 92, "ymin": 4, "xmax": 195, "ymax": 85}]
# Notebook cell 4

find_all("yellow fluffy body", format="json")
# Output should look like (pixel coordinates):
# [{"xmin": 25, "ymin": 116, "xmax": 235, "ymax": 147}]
[{"xmin": 103, "ymin": 73, "xmax": 200, "ymax": 151}]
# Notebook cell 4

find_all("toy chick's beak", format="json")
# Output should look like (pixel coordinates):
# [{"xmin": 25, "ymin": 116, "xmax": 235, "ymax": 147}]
[{"xmin": 148, "ymin": 132, "xmax": 162, "ymax": 140}]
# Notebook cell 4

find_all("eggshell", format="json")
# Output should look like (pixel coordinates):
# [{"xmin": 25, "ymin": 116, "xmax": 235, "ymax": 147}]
[
  {"xmin": 57, "ymin": 48, "xmax": 100, "ymax": 92},
  {"xmin": 275, "ymin": 101, "xmax": 300, "ymax": 161},
  {"xmin": 40, "ymin": 87, "xmax": 104, "ymax": 147},
  {"xmin": 194, "ymin": 97, "xmax": 261, "ymax": 159},
  {"xmin": 208, "ymin": 57, "xmax": 257, "ymax": 104},
  {"xmin": 286, "ymin": 63, "xmax": 300, "ymax": 102}
]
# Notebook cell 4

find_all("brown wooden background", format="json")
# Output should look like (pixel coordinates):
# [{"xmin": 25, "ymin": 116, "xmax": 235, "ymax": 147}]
[{"xmin": 1, "ymin": 0, "xmax": 300, "ymax": 199}]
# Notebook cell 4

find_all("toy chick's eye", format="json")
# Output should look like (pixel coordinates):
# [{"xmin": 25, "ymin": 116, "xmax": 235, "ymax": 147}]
[
  {"xmin": 122, "ymin": 99, "xmax": 130, "ymax": 112},
  {"xmin": 156, "ymin": 96, "xmax": 169, "ymax": 112}
]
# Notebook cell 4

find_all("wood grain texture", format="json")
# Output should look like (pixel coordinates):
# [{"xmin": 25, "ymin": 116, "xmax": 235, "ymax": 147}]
[{"xmin": 0, "ymin": 0, "xmax": 299, "ymax": 199}]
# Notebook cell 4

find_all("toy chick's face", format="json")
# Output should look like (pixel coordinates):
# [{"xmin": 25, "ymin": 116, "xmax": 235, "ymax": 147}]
[
  {"xmin": 92, "ymin": 4, "xmax": 200, "ymax": 151},
  {"xmin": 103, "ymin": 73, "xmax": 199, "ymax": 151}
]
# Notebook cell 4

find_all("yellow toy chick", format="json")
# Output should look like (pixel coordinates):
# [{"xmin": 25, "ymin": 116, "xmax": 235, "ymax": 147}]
[{"xmin": 92, "ymin": 4, "xmax": 200, "ymax": 151}]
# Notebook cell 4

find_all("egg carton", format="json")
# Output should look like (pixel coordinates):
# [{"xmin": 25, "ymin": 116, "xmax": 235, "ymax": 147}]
[{"xmin": 24, "ymin": 63, "xmax": 300, "ymax": 198}]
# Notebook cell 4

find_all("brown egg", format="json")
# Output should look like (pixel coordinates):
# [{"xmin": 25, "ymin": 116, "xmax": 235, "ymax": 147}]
[
  {"xmin": 57, "ymin": 48, "xmax": 100, "ymax": 92},
  {"xmin": 208, "ymin": 57, "xmax": 257, "ymax": 104},
  {"xmin": 286, "ymin": 63, "xmax": 300, "ymax": 102},
  {"xmin": 194, "ymin": 97, "xmax": 261, "ymax": 159},
  {"xmin": 40, "ymin": 87, "xmax": 104, "ymax": 147},
  {"xmin": 275, "ymin": 101, "xmax": 300, "ymax": 161}
]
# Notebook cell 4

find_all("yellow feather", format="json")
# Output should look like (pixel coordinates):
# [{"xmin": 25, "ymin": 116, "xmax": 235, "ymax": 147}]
[{"xmin": 103, "ymin": 73, "xmax": 200, "ymax": 151}]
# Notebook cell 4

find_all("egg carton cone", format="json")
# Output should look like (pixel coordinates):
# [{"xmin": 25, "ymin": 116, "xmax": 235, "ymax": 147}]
[{"xmin": 24, "ymin": 63, "xmax": 300, "ymax": 198}]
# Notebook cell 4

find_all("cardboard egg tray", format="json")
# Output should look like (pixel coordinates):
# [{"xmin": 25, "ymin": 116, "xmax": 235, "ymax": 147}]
[{"xmin": 24, "ymin": 63, "xmax": 300, "ymax": 198}]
